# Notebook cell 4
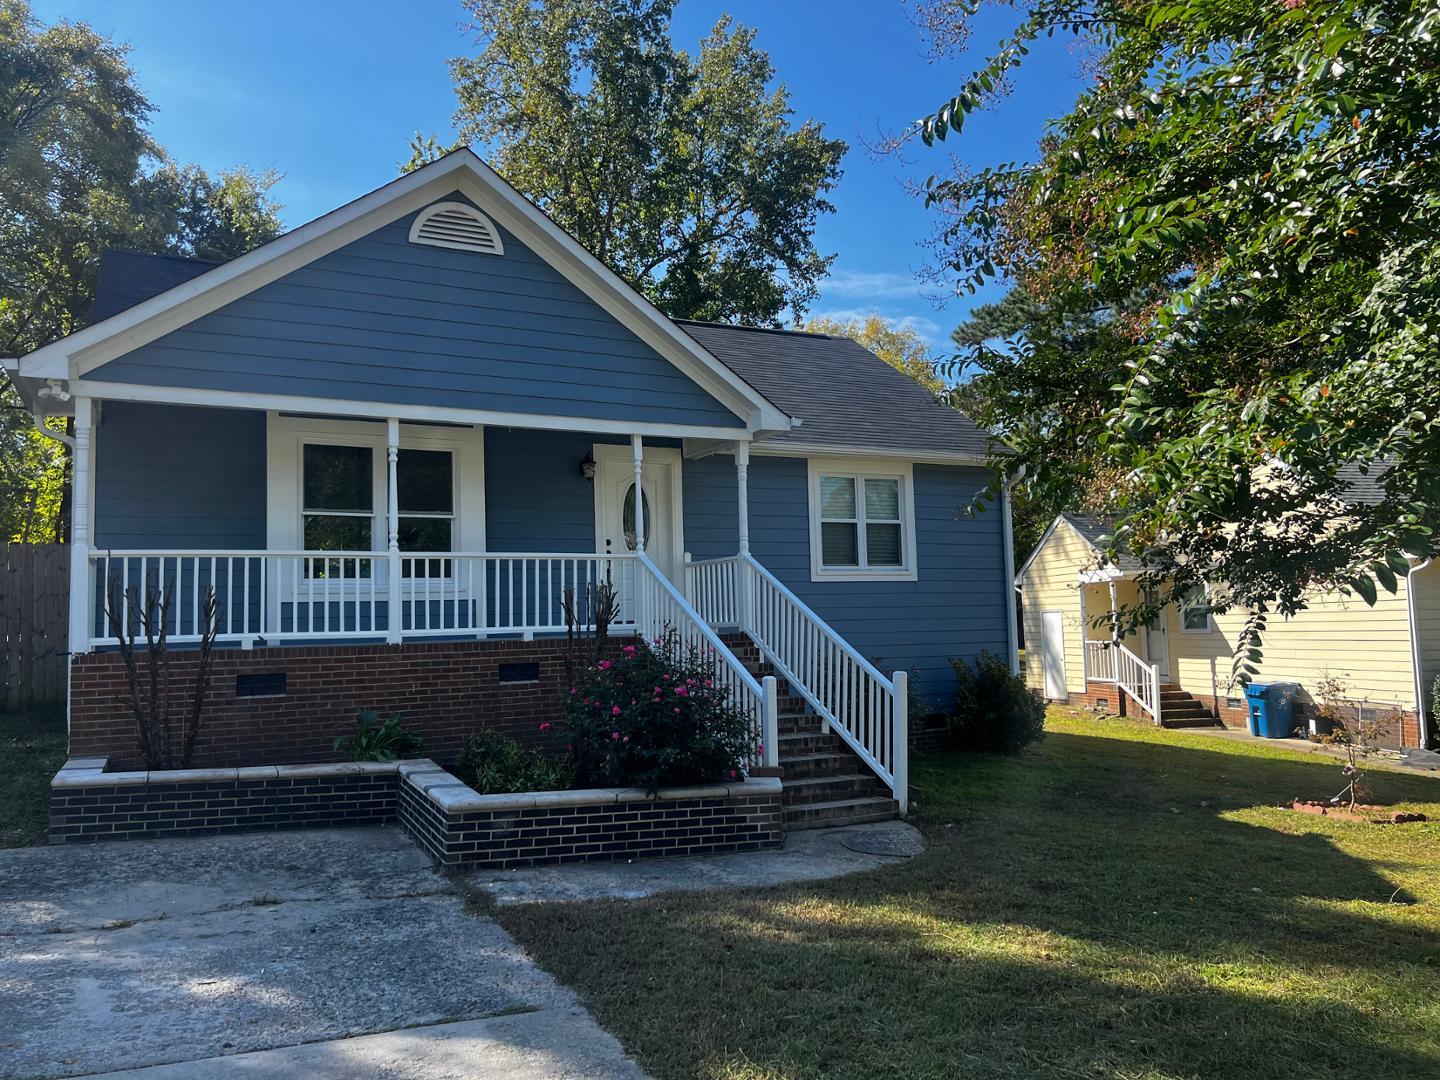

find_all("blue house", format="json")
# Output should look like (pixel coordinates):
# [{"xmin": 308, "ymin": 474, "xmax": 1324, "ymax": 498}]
[{"xmin": 10, "ymin": 150, "xmax": 1014, "ymax": 826}]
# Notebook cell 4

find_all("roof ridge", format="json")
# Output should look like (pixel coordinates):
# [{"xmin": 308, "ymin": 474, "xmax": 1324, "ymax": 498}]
[{"xmin": 675, "ymin": 318, "xmax": 839, "ymax": 340}]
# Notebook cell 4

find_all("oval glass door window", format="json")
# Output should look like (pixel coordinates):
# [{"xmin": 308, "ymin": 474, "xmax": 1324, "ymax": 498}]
[{"xmin": 622, "ymin": 483, "xmax": 652, "ymax": 551}]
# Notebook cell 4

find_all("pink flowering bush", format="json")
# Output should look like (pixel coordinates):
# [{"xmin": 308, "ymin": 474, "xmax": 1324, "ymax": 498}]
[{"xmin": 562, "ymin": 629, "xmax": 753, "ymax": 790}]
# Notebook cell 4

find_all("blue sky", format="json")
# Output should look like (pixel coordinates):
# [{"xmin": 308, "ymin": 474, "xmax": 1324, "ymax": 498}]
[{"xmin": 36, "ymin": 1, "xmax": 1087, "ymax": 349}]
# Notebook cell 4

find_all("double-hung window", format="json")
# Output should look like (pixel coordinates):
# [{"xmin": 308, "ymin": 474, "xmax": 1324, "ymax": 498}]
[
  {"xmin": 303, "ymin": 444, "xmax": 374, "ymax": 552},
  {"xmin": 808, "ymin": 460, "xmax": 916, "ymax": 580},
  {"xmin": 397, "ymin": 449, "xmax": 454, "ymax": 578},
  {"xmin": 1179, "ymin": 585, "xmax": 1213, "ymax": 632}
]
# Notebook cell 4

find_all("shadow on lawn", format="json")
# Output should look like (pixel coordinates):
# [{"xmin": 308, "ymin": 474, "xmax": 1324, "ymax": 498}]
[{"xmin": 501, "ymin": 727, "xmax": 1440, "ymax": 1079}]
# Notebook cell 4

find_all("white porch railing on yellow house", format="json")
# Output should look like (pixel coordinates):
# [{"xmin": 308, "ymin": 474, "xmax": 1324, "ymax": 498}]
[{"xmin": 1085, "ymin": 638, "xmax": 1161, "ymax": 723}]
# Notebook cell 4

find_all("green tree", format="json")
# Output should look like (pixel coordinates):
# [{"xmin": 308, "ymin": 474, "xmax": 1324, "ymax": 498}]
[
  {"xmin": 804, "ymin": 313, "xmax": 944, "ymax": 395},
  {"xmin": 917, "ymin": 0, "xmax": 1440, "ymax": 676},
  {"xmin": 437, "ymin": 0, "xmax": 845, "ymax": 325},
  {"xmin": 0, "ymin": 0, "xmax": 282, "ymax": 542}
]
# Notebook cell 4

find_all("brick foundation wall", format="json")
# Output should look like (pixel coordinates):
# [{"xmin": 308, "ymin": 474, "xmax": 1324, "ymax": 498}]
[
  {"xmin": 49, "ymin": 758, "xmax": 399, "ymax": 844},
  {"xmin": 69, "ymin": 639, "xmax": 597, "ymax": 770},
  {"xmin": 398, "ymin": 761, "xmax": 784, "ymax": 870}
]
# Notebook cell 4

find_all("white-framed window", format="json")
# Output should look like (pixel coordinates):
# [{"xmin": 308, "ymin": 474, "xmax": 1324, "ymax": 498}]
[
  {"xmin": 806, "ymin": 458, "xmax": 917, "ymax": 581},
  {"xmin": 267, "ymin": 415, "xmax": 485, "ymax": 576},
  {"xmin": 1179, "ymin": 585, "xmax": 1213, "ymax": 633}
]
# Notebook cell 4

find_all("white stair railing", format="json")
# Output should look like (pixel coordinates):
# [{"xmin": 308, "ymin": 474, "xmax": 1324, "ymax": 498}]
[
  {"xmin": 1112, "ymin": 640, "xmax": 1162, "ymax": 724},
  {"xmin": 1084, "ymin": 639, "xmax": 1117, "ymax": 682},
  {"xmin": 633, "ymin": 552, "xmax": 778, "ymax": 773},
  {"xmin": 689, "ymin": 552, "xmax": 908, "ymax": 812}
]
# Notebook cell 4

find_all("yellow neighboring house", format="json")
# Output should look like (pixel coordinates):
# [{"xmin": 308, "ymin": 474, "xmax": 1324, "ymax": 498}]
[{"xmin": 1016, "ymin": 511, "xmax": 1438, "ymax": 750}]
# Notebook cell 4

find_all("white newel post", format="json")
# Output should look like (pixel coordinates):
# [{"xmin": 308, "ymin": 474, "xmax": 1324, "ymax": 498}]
[
  {"xmin": 386, "ymin": 418, "xmax": 402, "ymax": 644},
  {"xmin": 735, "ymin": 440, "xmax": 752, "ymax": 632},
  {"xmin": 762, "ymin": 674, "xmax": 779, "ymax": 767},
  {"xmin": 67, "ymin": 397, "xmax": 93, "ymax": 655},
  {"xmin": 892, "ymin": 670, "xmax": 909, "ymax": 815},
  {"xmin": 630, "ymin": 434, "xmax": 645, "ymax": 553}
]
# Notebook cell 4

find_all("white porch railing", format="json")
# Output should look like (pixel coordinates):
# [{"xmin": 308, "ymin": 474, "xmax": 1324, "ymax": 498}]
[
  {"xmin": 88, "ymin": 550, "xmax": 642, "ymax": 645},
  {"xmin": 686, "ymin": 553, "xmax": 908, "ymax": 812},
  {"xmin": 1084, "ymin": 639, "xmax": 1116, "ymax": 683},
  {"xmin": 86, "ymin": 547, "xmax": 779, "ymax": 772},
  {"xmin": 633, "ymin": 552, "xmax": 778, "ymax": 771},
  {"xmin": 1112, "ymin": 640, "xmax": 1162, "ymax": 724}
]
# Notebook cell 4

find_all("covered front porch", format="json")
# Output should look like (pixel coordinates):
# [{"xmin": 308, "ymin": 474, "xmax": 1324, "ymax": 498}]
[{"xmin": 65, "ymin": 399, "xmax": 909, "ymax": 809}]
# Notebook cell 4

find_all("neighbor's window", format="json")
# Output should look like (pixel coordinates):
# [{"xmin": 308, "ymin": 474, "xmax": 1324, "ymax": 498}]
[
  {"xmin": 1179, "ymin": 586, "xmax": 1212, "ymax": 632},
  {"xmin": 303, "ymin": 444, "xmax": 373, "ymax": 552},
  {"xmin": 811, "ymin": 464, "xmax": 913, "ymax": 579}
]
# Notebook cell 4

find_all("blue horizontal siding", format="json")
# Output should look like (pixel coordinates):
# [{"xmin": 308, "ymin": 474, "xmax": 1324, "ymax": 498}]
[
  {"xmin": 94, "ymin": 403, "xmax": 267, "ymax": 549},
  {"xmin": 89, "ymin": 195, "xmax": 744, "ymax": 429},
  {"xmin": 682, "ymin": 454, "xmax": 1008, "ymax": 706}
]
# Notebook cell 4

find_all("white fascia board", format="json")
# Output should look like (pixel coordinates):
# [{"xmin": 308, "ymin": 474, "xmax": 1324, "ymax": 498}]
[
  {"xmin": 70, "ymin": 378, "xmax": 752, "ymax": 441},
  {"xmin": 750, "ymin": 441, "xmax": 991, "ymax": 467},
  {"xmin": 1078, "ymin": 566, "xmax": 1128, "ymax": 584},
  {"xmin": 1014, "ymin": 516, "xmax": 1066, "ymax": 587},
  {"xmin": 449, "ymin": 164, "xmax": 790, "ymax": 433},
  {"xmin": 20, "ymin": 149, "xmax": 791, "ymax": 434}
]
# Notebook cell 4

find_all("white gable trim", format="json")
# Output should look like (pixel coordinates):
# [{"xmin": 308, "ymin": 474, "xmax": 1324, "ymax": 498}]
[
  {"xmin": 21, "ymin": 150, "xmax": 790, "ymax": 433},
  {"xmin": 1014, "ymin": 514, "xmax": 1118, "ymax": 586}
]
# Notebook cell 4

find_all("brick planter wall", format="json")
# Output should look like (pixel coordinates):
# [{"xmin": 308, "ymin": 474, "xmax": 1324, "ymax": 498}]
[
  {"xmin": 49, "ymin": 757, "xmax": 399, "ymax": 844},
  {"xmin": 69, "ymin": 639, "xmax": 592, "ymax": 769},
  {"xmin": 397, "ymin": 761, "xmax": 784, "ymax": 870}
]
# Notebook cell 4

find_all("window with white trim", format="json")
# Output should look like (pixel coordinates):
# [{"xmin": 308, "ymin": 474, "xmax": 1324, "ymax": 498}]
[
  {"xmin": 397, "ymin": 448, "xmax": 455, "ymax": 578},
  {"xmin": 808, "ymin": 460, "xmax": 917, "ymax": 580},
  {"xmin": 303, "ymin": 444, "xmax": 373, "ymax": 553},
  {"xmin": 1179, "ymin": 585, "xmax": 1212, "ymax": 632}
]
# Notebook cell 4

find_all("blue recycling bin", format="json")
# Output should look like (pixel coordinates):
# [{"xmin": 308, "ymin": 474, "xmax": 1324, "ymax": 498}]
[{"xmin": 1245, "ymin": 682, "xmax": 1301, "ymax": 738}]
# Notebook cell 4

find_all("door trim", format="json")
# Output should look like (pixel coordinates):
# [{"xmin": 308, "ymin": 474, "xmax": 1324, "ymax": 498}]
[{"xmin": 591, "ymin": 443, "xmax": 685, "ymax": 576}]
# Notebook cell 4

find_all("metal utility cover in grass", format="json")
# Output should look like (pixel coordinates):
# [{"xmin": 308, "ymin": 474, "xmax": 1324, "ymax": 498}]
[{"xmin": 839, "ymin": 829, "xmax": 924, "ymax": 857}]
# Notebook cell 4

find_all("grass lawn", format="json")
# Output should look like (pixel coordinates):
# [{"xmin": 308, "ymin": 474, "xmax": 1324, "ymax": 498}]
[
  {"xmin": 1, "ymin": 705, "xmax": 67, "ymax": 848},
  {"xmin": 497, "ymin": 709, "xmax": 1440, "ymax": 1080}
]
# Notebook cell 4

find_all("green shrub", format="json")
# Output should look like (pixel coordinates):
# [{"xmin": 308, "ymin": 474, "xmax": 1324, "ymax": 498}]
[
  {"xmin": 562, "ymin": 631, "xmax": 755, "ymax": 790},
  {"xmin": 948, "ymin": 651, "xmax": 1046, "ymax": 754},
  {"xmin": 459, "ymin": 727, "xmax": 572, "ymax": 794},
  {"xmin": 333, "ymin": 710, "xmax": 423, "ymax": 761}
]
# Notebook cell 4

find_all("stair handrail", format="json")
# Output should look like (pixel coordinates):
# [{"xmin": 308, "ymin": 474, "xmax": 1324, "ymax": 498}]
[
  {"xmin": 1112, "ymin": 639, "xmax": 1162, "ymax": 723},
  {"xmin": 736, "ymin": 552, "xmax": 907, "ymax": 812},
  {"xmin": 632, "ymin": 552, "xmax": 779, "ymax": 769}
]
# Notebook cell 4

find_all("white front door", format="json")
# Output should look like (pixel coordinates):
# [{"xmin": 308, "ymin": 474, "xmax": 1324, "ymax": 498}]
[
  {"xmin": 593, "ymin": 444, "xmax": 684, "ymax": 582},
  {"xmin": 1041, "ymin": 610, "xmax": 1067, "ymax": 700},
  {"xmin": 1146, "ymin": 617, "xmax": 1171, "ymax": 679}
]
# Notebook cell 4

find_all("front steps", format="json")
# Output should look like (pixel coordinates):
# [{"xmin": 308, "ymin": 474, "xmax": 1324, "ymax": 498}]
[
  {"xmin": 1159, "ymin": 685, "xmax": 1221, "ymax": 729},
  {"xmin": 724, "ymin": 635, "xmax": 900, "ymax": 830}
]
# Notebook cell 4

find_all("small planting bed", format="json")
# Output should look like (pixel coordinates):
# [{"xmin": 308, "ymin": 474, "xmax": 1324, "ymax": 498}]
[
  {"xmin": 1288, "ymin": 799, "xmax": 1428, "ymax": 825},
  {"xmin": 397, "ymin": 761, "xmax": 782, "ymax": 870}
]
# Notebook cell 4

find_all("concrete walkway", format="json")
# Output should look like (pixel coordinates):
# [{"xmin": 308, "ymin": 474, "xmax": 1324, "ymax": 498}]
[
  {"xmin": 0, "ymin": 827, "xmax": 646, "ymax": 1079},
  {"xmin": 0, "ymin": 821, "xmax": 921, "ymax": 1078}
]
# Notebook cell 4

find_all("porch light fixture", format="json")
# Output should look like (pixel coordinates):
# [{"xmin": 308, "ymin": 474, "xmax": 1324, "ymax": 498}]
[{"xmin": 579, "ymin": 452, "xmax": 596, "ymax": 481}]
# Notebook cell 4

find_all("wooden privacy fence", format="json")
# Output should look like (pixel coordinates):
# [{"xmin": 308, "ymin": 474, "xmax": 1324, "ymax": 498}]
[{"xmin": 0, "ymin": 544, "xmax": 68, "ymax": 708}]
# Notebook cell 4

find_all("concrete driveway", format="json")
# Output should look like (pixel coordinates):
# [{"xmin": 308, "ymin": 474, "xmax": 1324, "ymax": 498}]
[{"xmin": 0, "ymin": 827, "xmax": 648, "ymax": 1079}]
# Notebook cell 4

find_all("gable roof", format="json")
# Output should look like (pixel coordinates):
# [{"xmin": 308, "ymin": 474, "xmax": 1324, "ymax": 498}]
[
  {"xmin": 20, "ymin": 149, "xmax": 790, "ymax": 434},
  {"xmin": 679, "ymin": 321, "xmax": 996, "ymax": 461},
  {"xmin": 90, "ymin": 251, "xmax": 218, "ymax": 323},
  {"xmin": 1013, "ymin": 512, "xmax": 1141, "ymax": 585}
]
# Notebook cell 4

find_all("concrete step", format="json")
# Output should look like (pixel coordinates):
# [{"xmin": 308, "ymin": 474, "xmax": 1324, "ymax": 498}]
[
  {"xmin": 784, "ymin": 796, "xmax": 900, "ymax": 830},
  {"xmin": 782, "ymin": 774, "xmax": 890, "ymax": 805},
  {"xmin": 1163, "ymin": 714, "xmax": 1222, "ymax": 729},
  {"xmin": 776, "ymin": 751, "xmax": 857, "ymax": 779}
]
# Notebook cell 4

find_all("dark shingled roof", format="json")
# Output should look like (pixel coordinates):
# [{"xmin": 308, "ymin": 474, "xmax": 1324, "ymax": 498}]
[
  {"xmin": 89, "ymin": 250, "xmax": 218, "ymax": 324},
  {"xmin": 1060, "ymin": 512, "xmax": 1144, "ymax": 571},
  {"xmin": 85, "ymin": 252, "xmax": 999, "ymax": 458},
  {"xmin": 677, "ymin": 320, "xmax": 997, "ymax": 458}
]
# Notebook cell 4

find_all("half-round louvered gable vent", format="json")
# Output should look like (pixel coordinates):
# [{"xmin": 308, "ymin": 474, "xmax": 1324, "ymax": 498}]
[{"xmin": 408, "ymin": 201, "xmax": 505, "ymax": 256}]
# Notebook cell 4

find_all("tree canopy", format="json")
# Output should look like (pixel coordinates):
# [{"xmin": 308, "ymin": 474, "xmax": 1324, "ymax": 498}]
[
  {"xmin": 430, "ymin": 0, "xmax": 846, "ymax": 325},
  {"xmin": 919, "ymin": 0, "xmax": 1440, "ymax": 677},
  {"xmin": 0, "ymin": 0, "xmax": 282, "ymax": 541}
]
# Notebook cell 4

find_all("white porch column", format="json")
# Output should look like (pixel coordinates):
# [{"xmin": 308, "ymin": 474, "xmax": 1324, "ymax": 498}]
[
  {"xmin": 735, "ymin": 440, "xmax": 752, "ymax": 632},
  {"xmin": 735, "ymin": 441, "xmax": 750, "ymax": 555},
  {"xmin": 1108, "ymin": 579, "xmax": 1119, "ymax": 644},
  {"xmin": 386, "ymin": 418, "xmax": 402, "ymax": 644},
  {"xmin": 67, "ymin": 397, "xmax": 93, "ymax": 655},
  {"xmin": 630, "ymin": 434, "xmax": 645, "ymax": 553}
]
